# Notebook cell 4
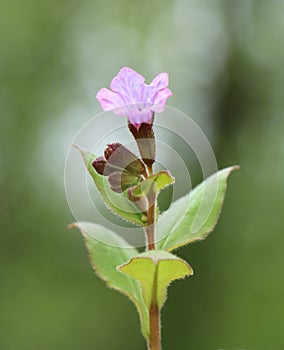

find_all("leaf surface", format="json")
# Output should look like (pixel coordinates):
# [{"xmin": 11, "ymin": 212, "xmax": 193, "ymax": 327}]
[
  {"xmin": 70, "ymin": 222, "xmax": 149, "ymax": 339},
  {"xmin": 119, "ymin": 250, "xmax": 192, "ymax": 309},
  {"xmin": 156, "ymin": 166, "xmax": 239, "ymax": 251}
]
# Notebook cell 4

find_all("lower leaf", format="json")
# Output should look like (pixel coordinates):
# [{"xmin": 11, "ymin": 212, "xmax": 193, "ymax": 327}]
[
  {"xmin": 70, "ymin": 222, "xmax": 150, "ymax": 339},
  {"xmin": 118, "ymin": 250, "xmax": 193, "ymax": 310}
]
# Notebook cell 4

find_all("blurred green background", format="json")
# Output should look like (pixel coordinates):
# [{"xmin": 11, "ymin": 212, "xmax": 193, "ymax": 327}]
[{"xmin": 1, "ymin": 0, "xmax": 284, "ymax": 349}]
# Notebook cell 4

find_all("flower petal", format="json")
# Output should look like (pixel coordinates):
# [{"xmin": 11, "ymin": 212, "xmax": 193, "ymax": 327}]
[
  {"xmin": 110, "ymin": 67, "xmax": 145, "ymax": 105},
  {"xmin": 96, "ymin": 88, "xmax": 125, "ymax": 111},
  {"xmin": 140, "ymin": 84, "xmax": 156, "ymax": 104},
  {"xmin": 150, "ymin": 72, "xmax": 169, "ymax": 90},
  {"xmin": 151, "ymin": 88, "xmax": 173, "ymax": 113}
]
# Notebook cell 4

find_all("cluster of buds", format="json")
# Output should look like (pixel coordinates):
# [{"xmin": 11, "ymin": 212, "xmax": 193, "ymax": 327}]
[
  {"xmin": 92, "ymin": 142, "xmax": 148, "ymax": 194},
  {"xmin": 92, "ymin": 126, "xmax": 157, "ymax": 214}
]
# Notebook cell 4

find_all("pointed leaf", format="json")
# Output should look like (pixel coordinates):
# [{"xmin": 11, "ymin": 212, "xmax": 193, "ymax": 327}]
[
  {"xmin": 70, "ymin": 222, "xmax": 149, "ymax": 339},
  {"xmin": 156, "ymin": 166, "xmax": 239, "ymax": 251},
  {"xmin": 118, "ymin": 250, "xmax": 193, "ymax": 309},
  {"xmin": 76, "ymin": 147, "xmax": 147, "ymax": 226}
]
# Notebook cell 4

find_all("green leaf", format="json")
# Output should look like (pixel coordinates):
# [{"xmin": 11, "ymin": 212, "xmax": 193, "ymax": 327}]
[
  {"xmin": 70, "ymin": 222, "xmax": 149, "ymax": 339},
  {"xmin": 118, "ymin": 250, "xmax": 193, "ymax": 309},
  {"xmin": 156, "ymin": 166, "xmax": 239, "ymax": 252},
  {"xmin": 131, "ymin": 170, "xmax": 175, "ymax": 198},
  {"xmin": 75, "ymin": 146, "xmax": 147, "ymax": 226}
]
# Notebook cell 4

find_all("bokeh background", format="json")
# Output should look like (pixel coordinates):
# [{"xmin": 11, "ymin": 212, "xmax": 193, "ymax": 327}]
[{"xmin": 1, "ymin": 0, "xmax": 284, "ymax": 349}]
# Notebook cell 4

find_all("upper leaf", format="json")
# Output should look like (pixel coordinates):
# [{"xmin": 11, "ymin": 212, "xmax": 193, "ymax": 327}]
[
  {"xmin": 156, "ymin": 166, "xmax": 239, "ymax": 252},
  {"xmin": 70, "ymin": 222, "xmax": 150, "ymax": 339},
  {"xmin": 118, "ymin": 250, "xmax": 193, "ymax": 309},
  {"xmin": 130, "ymin": 170, "xmax": 175, "ymax": 198},
  {"xmin": 76, "ymin": 146, "xmax": 147, "ymax": 226}
]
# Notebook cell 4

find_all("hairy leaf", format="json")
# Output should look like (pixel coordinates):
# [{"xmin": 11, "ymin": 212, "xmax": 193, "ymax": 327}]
[
  {"xmin": 118, "ymin": 250, "xmax": 192, "ymax": 309},
  {"xmin": 70, "ymin": 222, "xmax": 149, "ymax": 339},
  {"xmin": 156, "ymin": 166, "xmax": 239, "ymax": 251}
]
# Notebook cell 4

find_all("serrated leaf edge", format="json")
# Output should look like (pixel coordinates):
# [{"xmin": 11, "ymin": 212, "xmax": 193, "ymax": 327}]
[
  {"xmin": 158, "ymin": 166, "xmax": 239, "ymax": 252},
  {"xmin": 69, "ymin": 222, "xmax": 150, "ymax": 340}
]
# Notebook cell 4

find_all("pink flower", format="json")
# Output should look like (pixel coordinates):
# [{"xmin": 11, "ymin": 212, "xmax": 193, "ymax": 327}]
[{"xmin": 96, "ymin": 67, "xmax": 172, "ymax": 129}]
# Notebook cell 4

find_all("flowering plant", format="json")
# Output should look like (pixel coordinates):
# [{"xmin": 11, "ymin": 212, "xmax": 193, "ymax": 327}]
[{"xmin": 70, "ymin": 67, "xmax": 238, "ymax": 350}]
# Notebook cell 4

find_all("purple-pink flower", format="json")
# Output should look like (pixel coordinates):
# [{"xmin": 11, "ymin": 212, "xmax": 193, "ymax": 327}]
[{"xmin": 96, "ymin": 67, "xmax": 172, "ymax": 129}]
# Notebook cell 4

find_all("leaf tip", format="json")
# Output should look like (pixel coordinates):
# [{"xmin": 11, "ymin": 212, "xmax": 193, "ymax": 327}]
[
  {"xmin": 68, "ymin": 222, "xmax": 78, "ymax": 230},
  {"xmin": 72, "ymin": 143, "xmax": 80, "ymax": 150},
  {"xmin": 67, "ymin": 222, "xmax": 86, "ymax": 237},
  {"xmin": 232, "ymin": 165, "xmax": 240, "ymax": 171},
  {"xmin": 72, "ymin": 144, "xmax": 89, "ymax": 155}
]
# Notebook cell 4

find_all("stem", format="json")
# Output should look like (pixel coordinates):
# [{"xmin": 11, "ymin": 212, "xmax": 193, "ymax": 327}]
[
  {"xmin": 147, "ymin": 163, "xmax": 153, "ymax": 176},
  {"xmin": 144, "ymin": 192, "xmax": 161, "ymax": 349},
  {"xmin": 145, "ymin": 192, "xmax": 156, "ymax": 251},
  {"xmin": 145, "ymin": 225, "xmax": 155, "ymax": 251},
  {"xmin": 147, "ymin": 265, "xmax": 161, "ymax": 350},
  {"xmin": 148, "ymin": 304, "xmax": 161, "ymax": 350}
]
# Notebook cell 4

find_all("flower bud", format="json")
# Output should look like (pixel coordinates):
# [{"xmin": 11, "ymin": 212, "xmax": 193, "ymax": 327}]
[
  {"xmin": 104, "ymin": 143, "xmax": 122, "ymax": 161},
  {"xmin": 92, "ymin": 156, "xmax": 116, "ymax": 176},
  {"xmin": 92, "ymin": 142, "xmax": 147, "ymax": 194},
  {"xmin": 105, "ymin": 143, "xmax": 147, "ymax": 176},
  {"xmin": 92, "ymin": 157, "xmax": 107, "ymax": 176}
]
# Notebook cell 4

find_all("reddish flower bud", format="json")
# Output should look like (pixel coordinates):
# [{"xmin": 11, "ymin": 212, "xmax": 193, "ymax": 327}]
[
  {"xmin": 105, "ymin": 143, "xmax": 147, "ymax": 176},
  {"xmin": 104, "ymin": 143, "xmax": 122, "ymax": 161},
  {"xmin": 92, "ymin": 142, "xmax": 148, "ymax": 193},
  {"xmin": 92, "ymin": 157, "xmax": 107, "ymax": 175},
  {"xmin": 92, "ymin": 156, "xmax": 117, "ymax": 176}
]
